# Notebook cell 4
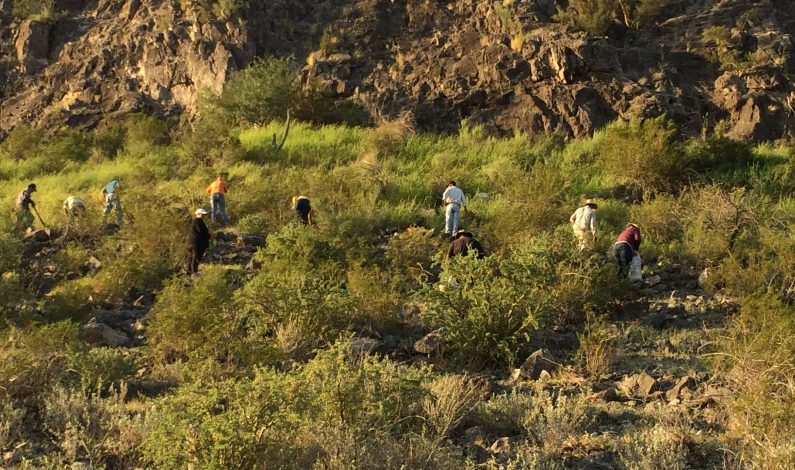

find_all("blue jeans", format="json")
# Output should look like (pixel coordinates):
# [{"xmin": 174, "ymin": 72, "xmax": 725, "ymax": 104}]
[
  {"xmin": 613, "ymin": 242, "xmax": 633, "ymax": 277},
  {"xmin": 445, "ymin": 203, "xmax": 460, "ymax": 234},
  {"xmin": 103, "ymin": 196, "xmax": 123, "ymax": 225},
  {"xmin": 211, "ymin": 193, "xmax": 229, "ymax": 224}
]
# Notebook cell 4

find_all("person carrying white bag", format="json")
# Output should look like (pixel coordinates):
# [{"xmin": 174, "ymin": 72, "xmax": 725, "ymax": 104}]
[{"xmin": 613, "ymin": 223, "xmax": 642, "ymax": 280}]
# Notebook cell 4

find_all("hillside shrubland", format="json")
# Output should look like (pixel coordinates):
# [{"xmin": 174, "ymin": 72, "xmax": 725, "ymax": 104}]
[{"xmin": 1, "ymin": 60, "xmax": 795, "ymax": 468}]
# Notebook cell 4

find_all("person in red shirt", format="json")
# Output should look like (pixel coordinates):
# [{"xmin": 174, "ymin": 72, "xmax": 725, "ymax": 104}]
[
  {"xmin": 613, "ymin": 223, "xmax": 641, "ymax": 277},
  {"xmin": 205, "ymin": 172, "xmax": 229, "ymax": 225}
]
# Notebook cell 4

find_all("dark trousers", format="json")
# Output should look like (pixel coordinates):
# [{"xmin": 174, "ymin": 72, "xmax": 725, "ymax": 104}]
[
  {"xmin": 187, "ymin": 245, "xmax": 207, "ymax": 275},
  {"xmin": 613, "ymin": 242, "xmax": 633, "ymax": 277}
]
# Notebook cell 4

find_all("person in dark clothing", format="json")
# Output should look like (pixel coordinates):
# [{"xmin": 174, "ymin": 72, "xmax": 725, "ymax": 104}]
[
  {"xmin": 14, "ymin": 183, "xmax": 37, "ymax": 232},
  {"xmin": 293, "ymin": 195, "xmax": 312, "ymax": 225},
  {"xmin": 447, "ymin": 230, "xmax": 485, "ymax": 259},
  {"xmin": 613, "ymin": 223, "xmax": 641, "ymax": 277},
  {"xmin": 187, "ymin": 208, "xmax": 213, "ymax": 275}
]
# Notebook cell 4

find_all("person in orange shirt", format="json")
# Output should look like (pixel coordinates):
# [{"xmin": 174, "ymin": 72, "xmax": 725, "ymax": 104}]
[{"xmin": 205, "ymin": 172, "xmax": 229, "ymax": 225}]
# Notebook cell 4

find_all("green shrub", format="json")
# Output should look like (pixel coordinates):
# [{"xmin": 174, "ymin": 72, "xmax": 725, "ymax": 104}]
[
  {"xmin": 201, "ymin": 57, "xmax": 298, "ymax": 127},
  {"xmin": 235, "ymin": 268, "xmax": 353, "ymax": 361},
  {"xmin": 0, "ymin": 322, "xmax": 81, "ymax": 403},
  {"xmin": 147, "ymin": 266, "xmax": 250, "ymax": 363},
  {"xmin": 67, "ymin": 348, "xmax": 136, "ymax": 392},
  {"xmin": 685, "ymin": 134, "xmax": 754, "ymax": 174},
  {"xmin": 596, "ymin": 117, "xmax": 683, "ymax": 196},
  {"xmin": 236, "ymin": 213, "xmax": 268, "ymax": 233},
  {"xmin": 11, "ymin": 0, "xmax": 61, "ymax": 23},
  {"xmin": 418, "ymin": 233, "xmax": 612, "ymax": 368},
  {"xmin": 716, "ymin": 295, "xmax": 795, "ymax": 466},
  {"xmin": 123, "ymin": 114, "xmax": 171, "ymax": 157},
  {"xmin": 554, "ymin": 0, "xmax": 620, "ymax": 36},
  {"xmin": 628, "ymin": 194, "xmax": 683, "ymax": 247},
  {"xmin": 143, "ymin": 342, "xmax": 446, "ymax": 469},
  {"xmin": 42, "ymin": 384, "xmax": 146, "ymax": 466},
  {"xmin": 0, "ymin": 123, "xmax": 45, "ymax": 161}
]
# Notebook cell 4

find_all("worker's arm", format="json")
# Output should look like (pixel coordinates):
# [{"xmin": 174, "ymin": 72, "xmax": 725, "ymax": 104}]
[
  {"xmin": 206, "ymin": 183, "xmax": 213, "ymax": 195},
  {"xmin": 307, "ymin": 210, "xmax": 313, "ymax": 225},
  {"xmin": 590, "ymin": 213, "xmax": 597, "ymax": 241},
  {"xmin": 462, "ymin": 192, "xmax": 468, "ymax": 213}
]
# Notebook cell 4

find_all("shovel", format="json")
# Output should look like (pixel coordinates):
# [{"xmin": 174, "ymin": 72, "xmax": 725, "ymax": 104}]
[{"xmin": 31, "ymin": 205, "xmax": 51, "ymax": 237}]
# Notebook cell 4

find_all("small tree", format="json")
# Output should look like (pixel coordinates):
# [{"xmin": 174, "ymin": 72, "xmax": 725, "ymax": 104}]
[{"xmin": 202, "ymin": 57, "xmax": 298, "ymax": 127}]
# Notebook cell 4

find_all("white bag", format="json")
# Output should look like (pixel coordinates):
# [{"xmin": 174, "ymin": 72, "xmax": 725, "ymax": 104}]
[{"xmin": 629, "ymin": 253, "xmax": 643, "ymax": 281}]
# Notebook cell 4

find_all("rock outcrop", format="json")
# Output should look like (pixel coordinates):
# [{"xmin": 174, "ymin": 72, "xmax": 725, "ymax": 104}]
[{"xmin": 1, "ymin": 0, "xmax": 793, "ymax": 141}]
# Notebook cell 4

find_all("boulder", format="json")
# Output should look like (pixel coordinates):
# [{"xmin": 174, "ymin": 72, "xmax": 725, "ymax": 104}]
[
  {"xmin": 236, "ymin": 233, "xmax": 264, "ymax": 248},
  {"xmin": 619, "ymin": 372, "xmax": 659, "ymax": 398},
  {"xmin": 349, "ymin": 337, "xmax": 383, "ymax": 355},
  {"xmin": 644, "ymin": 275, "xmax": 662, "ymax": 287},
  {"xmin": 519, "ymin": 349, "xmax": 557, "ymax": 380},
  {"xmin": 414, "ymin": 330, "xmax": 443, "ymax": 355},
  {"xmin": 79, "ymin": 320, "xmax": 130, "ymax": 347}
]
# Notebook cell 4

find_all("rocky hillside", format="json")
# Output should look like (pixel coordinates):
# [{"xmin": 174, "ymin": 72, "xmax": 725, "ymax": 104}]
[{"xmin": 1, "ymin": 0, "xmax": 794, "ymax": 141}]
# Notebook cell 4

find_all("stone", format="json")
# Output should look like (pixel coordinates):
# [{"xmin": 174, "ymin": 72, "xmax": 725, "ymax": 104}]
[
  {"xmin": 698, "ymin": 268, "xmax": 712, "ymax": 288},
  {"xmin": 3, "ymin": 450, "xmax": 20, "ymax": 464},
  {"xmin": 519, "ymin": 349, "xmax": 557, "ymax": 380},
  {"xmin": 489, "ymin": 437, "xmax": 515, "ymax": 455},
  {"xmin": 666, "ymin": 376, "xmax": 696, "ymax": 401},
  {"xmin": 236, "ymin": 233, "xmax": 264, "ymax": 248},
  {"xmin": 245, "ymin": 258, "xmax": 262, "ymax": 271},
  {"xmin": 79, "ymin": 319, "xmax": 130, "ymax": 347},
  {"xmin": 349, "ymin": 337, "xmax": 382, "ymax": 355},
  {"xmin": 414, "ymin": 330, "xmax": 443, "ymax": 355},
  {"xmin": 644, "ymin": 275, "xmax": 662, "ymax": 287},
  {"xmin": 619, "ymin": 372, "xmax": 659, "ymax": 398},
  {"xmin": 644, "ymin": 311, "xmax": 670, "ymax": 329}
]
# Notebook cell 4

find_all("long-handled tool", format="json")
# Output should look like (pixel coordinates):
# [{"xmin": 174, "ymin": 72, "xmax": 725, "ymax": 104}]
[{"xmin": 31, "ymin": 205, "xmax": 51, "ymax": 237}]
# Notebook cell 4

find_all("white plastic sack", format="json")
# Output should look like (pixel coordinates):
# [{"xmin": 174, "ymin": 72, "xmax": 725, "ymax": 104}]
[{"xmin": 629, "ymin": 253, "xmax": 643, "ymax": 282}]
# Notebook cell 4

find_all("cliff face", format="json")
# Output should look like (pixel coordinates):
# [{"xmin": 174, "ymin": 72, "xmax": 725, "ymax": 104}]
[
  {"xmin": 1, "ymin": 0, "xmax": 794, "ymax": 141},
  {"xmin": 0, "ymin": 0, "xmax": 345, "ymax": 131}
]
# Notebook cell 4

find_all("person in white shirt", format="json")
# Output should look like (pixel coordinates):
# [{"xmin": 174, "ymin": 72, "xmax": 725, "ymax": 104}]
[
  {"xmin": 569, "ymin": 199, "xmax": 598, "ymax": 250},
  {"xmin": 441, "ymin": 180, "xmax": 467, "ymax": 236},
  {"xmin": 63, "ymin": 196, "xmax": 86, "ymax": 222}
]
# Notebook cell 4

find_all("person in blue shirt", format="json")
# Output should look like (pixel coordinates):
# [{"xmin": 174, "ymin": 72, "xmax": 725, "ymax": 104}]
[{"xmin": 102, "ymin": 178, "xmax": 123, "ymax": 226}]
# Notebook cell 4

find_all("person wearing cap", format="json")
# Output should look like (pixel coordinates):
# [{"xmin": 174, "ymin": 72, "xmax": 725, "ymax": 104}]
[
  {"xmin": 102, "ymin": 178, "xmax": 123, "ymax": 226},
  {"xmin": 614, "ymin": 223, "xmax": 641, "ymax": 278},
  {"xmin": 205, "ymin": 172, "xmax": 229, "ymax": 225},
  {"xmin": 569, "ymin": 199, "xmax": 598, "ymax": 250},
  {"xmin": 447, "ymin": 230, "xmax": 485, "ymax": 259},
  {"xmin": 442, "ymin": 180, "xmax": 467, "ymax": 236},
  {"xmin": 14, "ymin": 183, "xmax": 37, "ymax": 232},
  {"xmin": 187, "ymin": 208, "xmax": 214, "ymax": 275},
  {"xmin": 63, "ymin": 196, "xmax": 86, "ymax": 223},
  {"xmin": 292, "ymin": 195, "xmax": 313, "ymax": 225}
]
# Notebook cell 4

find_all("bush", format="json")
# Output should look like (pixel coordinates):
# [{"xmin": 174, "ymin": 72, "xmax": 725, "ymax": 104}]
[
  {"xmin": 123, "ymin": 114, "xmax": 171, "ymax": 157},
  {"xmin": 42, "ymin": 384, "xmax": 146, "ymax": 466},
  {"xmin": 201, "ymin": 57, "xmax": 298, "ymax": 127},
  {"xmin": 685, "ymin": 134, "xmax": 754, "ymax": 174},
  {"xmin": 418, "ymin": 233, "xmax": 613, "ymax": 368},
  {"xmin": 596, "ymin": 117, "xmax": 683, "ymax": 196},
  {"xmin": 67, "ymin": 348, "xmax": 136, "ymax": 392},
  {"xmin": 0, "ymin": 322, "xmax": 82, "ymax": 404},
  {"xmin": 147, "ymin": 266, "xmax": 250, "ymax": 363},
  {"xmin": 143, "ymin": 342, "xmax": 450, "ymax": 469},
  {"xmin": 554, "ymin": 0, "xmax": 619, "ymax": 36},
  {"xmin": 11, "ymin": 0, "xmax": 61, "ymax": 23}
]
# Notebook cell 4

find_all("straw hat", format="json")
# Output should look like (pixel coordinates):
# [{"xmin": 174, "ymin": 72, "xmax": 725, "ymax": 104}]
[{"xmin": 584, "ymin": 199, "xmax": 598, "ymax": 209}]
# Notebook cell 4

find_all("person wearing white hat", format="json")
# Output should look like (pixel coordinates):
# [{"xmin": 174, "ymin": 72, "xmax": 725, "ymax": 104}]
[
  {"xmin": 569, "ymin": 199, "xmax": 598, "ymax": 250},
  {"xmin": 187, "ymin": 208, "xmax": 213, "ymax": 275}
]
